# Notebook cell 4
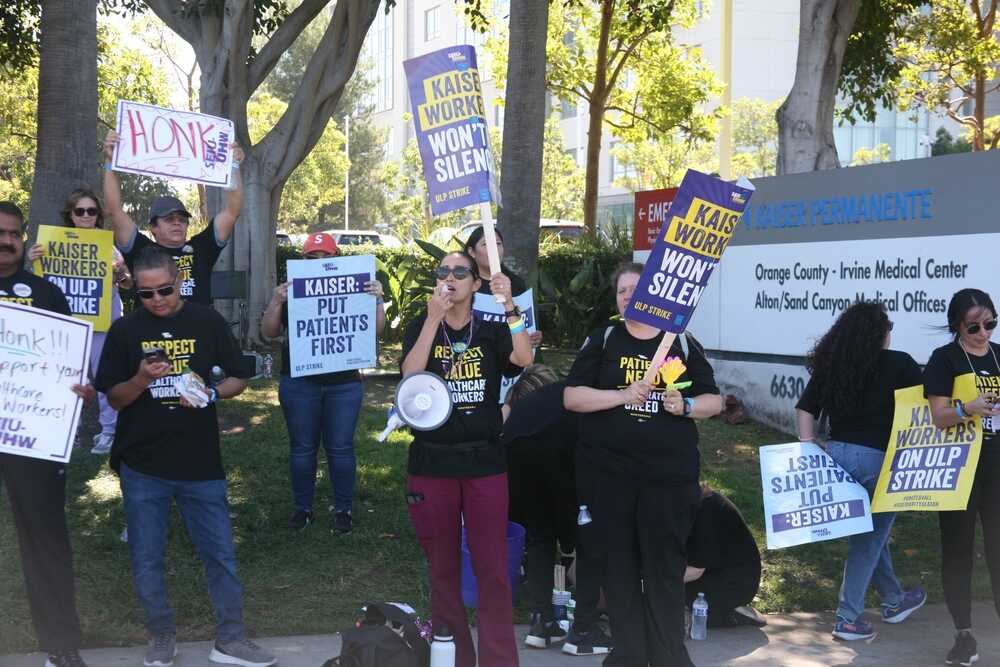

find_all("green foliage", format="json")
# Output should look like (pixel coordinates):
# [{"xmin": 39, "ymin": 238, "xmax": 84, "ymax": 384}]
[
  {"xmin": 931, "ymin": 127, "xmax": 974, "ymax": 156},
  {"xmin": 731, "ymin": 97, "xmax": 780, "ymax": 178},
  {"xmin": 850, "ymin": 142, "xmax": 891, "ymax": 166},
  {"xmin": 0, "ymin": 1, "xmax": 39, "ymax": 73},
  {"xmin": 540, "ymin": 113, "xmax": 585, "ymax": 221},
  {"xmin": 611, "ymin": 130, "xmax": 715, "ymax": 191}
]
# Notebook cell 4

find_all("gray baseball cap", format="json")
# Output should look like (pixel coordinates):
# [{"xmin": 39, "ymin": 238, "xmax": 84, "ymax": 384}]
[{"xmin": 148, "ymin": 196, "xmax": 191, "ymax": 226}]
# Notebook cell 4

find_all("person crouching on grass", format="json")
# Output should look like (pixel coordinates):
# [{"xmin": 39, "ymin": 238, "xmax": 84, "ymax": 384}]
[
  {"xmin": 400, "ymin": 250, "xmax": 533, "ymax": 667},
  {"xmin": 94, "ymin": 247, "xmax": 275, "ymax": 667}
]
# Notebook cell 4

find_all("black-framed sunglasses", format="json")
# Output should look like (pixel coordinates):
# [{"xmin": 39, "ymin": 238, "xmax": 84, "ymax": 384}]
[
  {"xmin": 966, "ymin": 320, "xmax": 998, "ymax": 335},
  {"xmin": 435, "ymin": 265, "xmax": 473, "ymax": 280},
  {"xmin": 137, "ymin": 285, "xmax": 176, "ymax": 300},
  {"xmin": 73, "ymin": 207, "xmax": 99, "ymax": 217}
]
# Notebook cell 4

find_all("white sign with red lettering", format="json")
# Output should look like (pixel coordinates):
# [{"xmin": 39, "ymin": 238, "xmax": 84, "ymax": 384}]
[{"xmin": 112, "ymin": 100, "xmax": 234, "ymax": 187}]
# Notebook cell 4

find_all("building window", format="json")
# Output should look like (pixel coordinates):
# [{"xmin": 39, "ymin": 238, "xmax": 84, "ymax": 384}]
[
  {"xmin": 425, "ymin": 6, "xmax": 440, "ymax": 41},
  {"xmin": 560, "ymin": 100, "xmax": 577, "ymax": 120},
  {"xmin": 609, "ymin": 140, "xmax": 636, "ymax": 182},
  {"xmin": 494, "ymin": 103, "xmax": 505, "ymax": 129},
  {"xmin": 363, "ymin": 8, "xmax": 393, "ymax": 113}
]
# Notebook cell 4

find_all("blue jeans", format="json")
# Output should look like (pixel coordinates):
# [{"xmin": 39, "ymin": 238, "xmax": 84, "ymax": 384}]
[
  {"xmin": 278, "ymin": 376, "xmax": 364, "ymax": 513},
  {"xmin": 826, "ymin": 441, "xmax": 904, "ymax": 621},
  {"xmin": 120, "ymin": 463, "xmax": 245, "ymax": 642}
]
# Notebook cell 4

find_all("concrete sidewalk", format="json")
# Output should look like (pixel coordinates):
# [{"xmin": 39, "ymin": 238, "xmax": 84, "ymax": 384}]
[{"xmin": 2, "ymin": 602, "xmax": 998, "ymax": 667}]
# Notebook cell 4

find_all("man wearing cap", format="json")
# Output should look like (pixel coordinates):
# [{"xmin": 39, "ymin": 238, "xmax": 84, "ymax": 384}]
[{"xmin": 102, "ymin": 131, "xmax": 245, "ymax": 305}]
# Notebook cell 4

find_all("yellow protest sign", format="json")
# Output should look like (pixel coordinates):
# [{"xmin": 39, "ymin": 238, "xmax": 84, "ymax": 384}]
[
  {"xmin": 32, "ymin": 225, "xmax": 115, "ymax": 332},
  {"xmin": 872, "ymin": 374, "xmax": 981, "ymax": 512}
]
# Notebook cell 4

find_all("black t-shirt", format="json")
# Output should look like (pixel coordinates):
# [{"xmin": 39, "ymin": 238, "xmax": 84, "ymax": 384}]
[
  {"xmin": 121, "ymin": 219, "xmax": 225, "ymax": 305},
  {"xmin": 797, "ymin": 349, "xmax": 922, "ymax": 451},
  {"xmin": 94, "ymin": 302, "xmax": 249, "ymax": 481},
  {"xmin": 400, "ymin": 312, "xmax": 520, "ymax": 477},
  {"xmin": 686, "ymin": 491, "xmax": 761, "ymax": 572},
  {"xmin": 924, "ymin": 340, "xmax": 1000, "ymax": 447},
  {"xmin": 565, "ymin": 325, "xmax": 720, "ymax": 482},
  {"xmin": 0, "ymin": 269, "xmax": 71, "ymax": 315},
  {"xmin": 278, "ymin": 303, "xmax": 360, "ymax": 385},
  {"xmin": 476, "ymin": 268, "xmax": 528, "ymax": 297}
]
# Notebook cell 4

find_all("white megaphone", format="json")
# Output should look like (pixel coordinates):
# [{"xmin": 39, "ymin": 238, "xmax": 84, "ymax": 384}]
[{"xmin": 377, "ymin": 372, "xmax": 454, "ymax": 442}]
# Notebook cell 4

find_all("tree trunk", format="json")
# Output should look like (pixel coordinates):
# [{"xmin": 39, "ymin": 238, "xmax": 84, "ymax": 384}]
[
  {"xmin": 497, "ymin": 0, "xmax": 549, "ymax": 286},
  {"xmin": 26, "ymin": 0, "xmax": 98, "ymax": 248},
  {"xmin": 974, "ymin": 68, "xmax": 986, "ymax": 151},
  {"xmin": 776, "ymin": 0, "xmax": 861, "ymax": 174},
  {"xmin": 233, "ymin": 157, "xmax": 278, "ymax": 345},
  {"xmin": 582, "ymin": 0, "xmax": 614, "ymax": 237}
]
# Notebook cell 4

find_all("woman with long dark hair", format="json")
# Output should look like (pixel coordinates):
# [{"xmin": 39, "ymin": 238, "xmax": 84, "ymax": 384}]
[
  {"xmin": 924, "ymin": 288, "xmax": 1000, "ymax": 667},
  {"xmin": 796, "ymin": 301, "xmax": 926, "ymax": 641},
  {"xmin": 400, "ymin": 249, "xmax": 533, "ymax": 667}
]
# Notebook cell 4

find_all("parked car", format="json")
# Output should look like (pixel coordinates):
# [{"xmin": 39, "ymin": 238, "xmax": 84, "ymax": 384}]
[
  {"xmin": 455, "ymin": 218, "xmax": 585, "ymax": 245},
  {"xmin": 329, "ymin": 230, "xmax": 383, "ymax": 246}
]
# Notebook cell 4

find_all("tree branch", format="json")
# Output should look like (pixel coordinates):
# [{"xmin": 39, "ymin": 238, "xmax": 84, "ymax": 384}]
[
  {"xmin": 547, "ymin": 80, "xmax": 591, "ymax": 105},
  {"xmin": 606, "ymin": 27, "xmax": 654, "ymax": 93},
  {"xmin": 142, "ymin": 0, "xmax": 200, "ymax": 46},
  {"xmin": 249, "ymin": 0, "xmax": 330, "ymax": 93},
  {"xmin": 227, "ymin": 0, "xmax": 255, "ymax": 150}
]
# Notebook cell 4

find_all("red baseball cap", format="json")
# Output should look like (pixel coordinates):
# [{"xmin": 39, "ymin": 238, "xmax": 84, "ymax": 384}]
[{"xmin": 302, "ymin": 233, "xmax": 337, "ymax": 256}]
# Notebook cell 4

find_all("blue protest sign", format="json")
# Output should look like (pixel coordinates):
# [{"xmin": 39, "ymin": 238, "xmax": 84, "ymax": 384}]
[
  {"xmin": 403, "ymin": 45, "xmax": 499, "ymax": 216},
  {"xmin": 287, "ymin": 255, "xmax": 377, "ymax": 377}
]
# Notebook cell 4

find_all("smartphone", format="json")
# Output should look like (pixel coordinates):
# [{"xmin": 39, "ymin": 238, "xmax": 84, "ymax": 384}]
[{"xmin": 143, "ymin": 347, "xmax": 168, "ymax": 364}]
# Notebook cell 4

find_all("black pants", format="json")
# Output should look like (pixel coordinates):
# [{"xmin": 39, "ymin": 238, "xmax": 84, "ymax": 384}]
[
  {"xmin": 940, "ymin": 445, "xmax": 1000, "ymax": 630},
  {"xmin": 574, "ymin": 454, "xmax": 607, "ymax": 631},
  {"xmin": 685, "ymin": 561, "xmax": 760, "ymax": 627},
  {"xmin": 0, "ymin": 453, "xmax": 82, "ymax": 652},
  {"xmin": 587, "ymin": 464, "xmax": 700, "ymax": 667}
]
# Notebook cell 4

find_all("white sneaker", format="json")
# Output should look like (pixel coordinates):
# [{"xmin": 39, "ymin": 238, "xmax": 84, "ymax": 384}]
[{"xmin": 90, "ymin": 432, "xmax": 113, "ymax": 455}]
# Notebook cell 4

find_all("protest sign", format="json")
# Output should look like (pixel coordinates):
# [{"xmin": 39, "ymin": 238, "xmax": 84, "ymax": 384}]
[
  {"xmin": 403, "ymin": 45, "xmax": 499, "ymax": 217},
  {"xmin": 626, "ymin": 170, "xmax": 754, "ymax": 333},
  {"xmin": 760, "ymin": 441, "xmax": 873, "ymax": 549},
  {"xmin": 32, "ymin": 225, "xmax": 115, "ymax": 332},
  {"xmin": 287, "ymin": 255, "xmax": 377, "ymax": 377},
  {"xmin": 473, "ymin": 289, "xmax": 537, "ymax": 403},
  {"xmin": 0, "ymin": 301, "xmax": 91, "ymax": 463},
  {"xmin": 112, "ymin": 100, "xmax": 235, "ymax": 187},
  {"xmin": 871, "ymin": 377, "xmax": 982, "ymax": 512}
]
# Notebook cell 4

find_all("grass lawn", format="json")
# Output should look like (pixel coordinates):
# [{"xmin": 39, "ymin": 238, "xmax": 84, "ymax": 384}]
[{"xmin": 0, "ymin": 346, "xmax": 993, "ymax": 653}]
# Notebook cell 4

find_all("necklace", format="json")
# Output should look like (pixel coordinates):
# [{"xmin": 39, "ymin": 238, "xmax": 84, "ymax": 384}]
[
  {"xmin": 958, "ymin": 338, "xmax": 1000, "ymax": 377},
  {"xmin": 440, "ymin": 314, "xmax": 475, "ymax": 378}
]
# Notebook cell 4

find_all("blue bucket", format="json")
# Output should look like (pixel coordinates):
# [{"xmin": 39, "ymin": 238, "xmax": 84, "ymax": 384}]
[{"xmin": 460, "ymin": 521, "xmax": 526, "ymax": 608}]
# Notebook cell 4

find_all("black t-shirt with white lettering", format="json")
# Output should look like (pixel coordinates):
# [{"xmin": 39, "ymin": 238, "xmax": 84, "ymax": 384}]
[
  {"xmin": 94, "ymin": 302, "xmax": 249, "ymax": 480},
  {"xmin": 797, "ymin": 349, "xmax": 923, "ymax": 451},
  {"xmin": 924, "ymin": 340, "xmax": 1000, "ymax": 447},
  {"xmin": 400, "ymin": 312, "xmax": 520, "ymax": 477},
  {"xmin": 565, "ymin": 325, "xmax": 720, "ymax": 482},
  {"xmin": 0, "ymin": 269, "xmax": 71, "ymax": 315},
  {"xmin": 121, "ymin": 219, "xmax": 224, "ymax": 305},
  {"xmin": 278, "ymin": 303, "xmax": 360, "ymax": 385}
]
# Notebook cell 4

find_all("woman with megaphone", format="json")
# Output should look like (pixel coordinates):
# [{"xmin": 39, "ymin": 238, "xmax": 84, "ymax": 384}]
[{"xmin": 401, "ymin": 249, "xmax": 533, "ymax": 667}]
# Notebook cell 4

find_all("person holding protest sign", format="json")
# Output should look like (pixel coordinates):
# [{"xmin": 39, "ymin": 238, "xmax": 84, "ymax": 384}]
[
  {"xmin": 924, "ymin": 288, "xmax": 1000, "ymax": 667},
  {"xmin": 795, "ymin": 301, "xmax": 927, "ymax": 641},
  {"xmin": 94, "ymin": 247, "xmax": 275, "ymax": 667},
  {"xmin": 400, "ymin": 249, "xmax": 533, "ymax": 667},
  {"xmin": 564, "ymin": 261, "xmax": 722, "ymax": 667},
  {"xmin": 102, "ymin": 130, "xmax": 244, "ymax": 305},
  {"xmin": 261, "ymin": 232, "xmax": 385, "ymax": 534},
  {"xmin": 0, "ymin": 201, "xmax": 95, "ymax": 667},
  {"xmin": 28, "ymin": 188, "xmax": 132, "ymax": 455}
]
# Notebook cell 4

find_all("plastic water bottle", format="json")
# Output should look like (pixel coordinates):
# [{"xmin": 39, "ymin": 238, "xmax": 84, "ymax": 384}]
[
  {"xmin": 263, "ymin": 354, "xmax": 273, "ymax": 379},
  {"xmin": 691, "ymin": 592, "xmax": 709, "ymax": 640},
  {"xmin": 210, "ymin": 365, "xmax": 225, "ymax": 386},
  {"xmin": 430, "ymin": 624, "xmax": 456, "ymax": 667},
  {"xmin": 577, "ymin": 505, "xmax": 592, "ymax": 526}
]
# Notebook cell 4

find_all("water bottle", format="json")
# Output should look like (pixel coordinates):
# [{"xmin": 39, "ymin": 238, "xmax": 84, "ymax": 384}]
[
  {"xmin": 691, "ymin": 592, "xmax": 709, "ymax": 640},
  {"xmin": 210, "ymin": 365, "xmax": 225, "ymax": 386},
  {"xmin": 430, "ymin": 624, "xmax": 456, "ymax": 667},
  {"xmin": 577, "ymin": 505, "xmax": 592, "ymax": 526},
  {"xmin": 263, "ymin": 354, "xmax": 273, "ymax": 378}
]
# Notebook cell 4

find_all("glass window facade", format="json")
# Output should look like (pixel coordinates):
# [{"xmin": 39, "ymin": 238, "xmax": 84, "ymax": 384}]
[
  {"xmin": 424, "ymin": 5, "xmax": 440, "ymax": 41},
  {"xmin": 833, "ymin": 104, "xmax": 931, "ymax": 163},
  {"xmin": 364, "ymin": 8, "xmax": 393, "ymax": 113}
]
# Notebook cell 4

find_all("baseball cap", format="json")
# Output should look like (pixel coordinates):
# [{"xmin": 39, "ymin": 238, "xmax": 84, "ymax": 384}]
[
  {"xmin": 148, "ymin": 196, "xmax": 192, "ymax": 226},
  {"xmin": 302, "ymin": 233, "xmax": 338, "ymax": 256}
]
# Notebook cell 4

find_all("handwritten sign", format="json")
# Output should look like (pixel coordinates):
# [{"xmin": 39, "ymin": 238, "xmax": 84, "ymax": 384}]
[
  {"xmin": 32, "ymin": 225, "xmax": 115, "ymax": 332},
  {"xmin": 0, "ymin": 302, "xmax": 92, "ymax": 463},
  {"xmin": 760, "ymin": 441, "xmax": 873, "ymax": 549},
  {"xmin": 287, "ymin": 255, "xmax": 377, "ymax": 377},
  {"xmin": 473, "ymin": 289, "xmax": 536, "ymax": 403},
  {"xmin": 112, "ymin": 100, "xmax": 234, "ymax": 187}
]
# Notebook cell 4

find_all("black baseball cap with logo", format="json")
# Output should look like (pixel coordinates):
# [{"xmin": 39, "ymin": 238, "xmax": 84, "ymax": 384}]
[{"xmin": 148, "ymin": 196, "xmax": 192, "ymax": 226}]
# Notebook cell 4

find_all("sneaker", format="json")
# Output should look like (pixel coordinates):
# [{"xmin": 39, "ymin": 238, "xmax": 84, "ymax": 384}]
[
  {"xmin": 45, "ymin": 650, "xmax": 88, "ymax": 667},
  {"xmin": 331, "ymin": 510, "xmax": 352, "ymax": 535},
  {"xmin": 732, "ymin": 605, "xmax": 768, "ymax": 627},
  {"xmin": 832, "ymin": 616, "xmax": 876, "ymax": 641},
  {"xmin": 144, "ymin": 633, "xmax": 177, "ymax": 667},
  {"xmin": 525, "ymin": 612, "xmax": 567, "ymax": 648},
  {"xmin": 210, "ymin": 638, "xmax": 276, "ymax": 666},
  {"xmin": 881, "ymin": 586, "xmax": 926, "ymax": 624},
  {"xmin": 562, "ymin": 623, "xmax": 613, "ymax": 655},
  {"xmin": 946, "ymin": 630, "xmax": 979, "ymax": 666},
  {"xmin": 90, "ymin": 432, "xmax": 113, "ymax": 455},
  {"xmin": 288, "ymin": 509, "xmax": 313, "ymax": 531}
]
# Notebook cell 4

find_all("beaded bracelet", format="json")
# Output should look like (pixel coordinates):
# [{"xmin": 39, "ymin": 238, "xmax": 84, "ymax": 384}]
[{"xmin": 508, "ymin": 318, "xmax": 526, "ymax": 335}]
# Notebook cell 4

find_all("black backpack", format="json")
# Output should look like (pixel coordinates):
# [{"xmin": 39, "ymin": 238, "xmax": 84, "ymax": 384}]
[{"xmin": 323, "ymin": 602, "xmax": 430, "ymax": 667}]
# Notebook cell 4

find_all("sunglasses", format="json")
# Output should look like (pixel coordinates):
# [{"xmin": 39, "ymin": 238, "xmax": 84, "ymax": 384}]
[
  {"xmin": 137, "ymin": 285, "xmax": 176, "ymax": 300},
  {"xmin": 435, "ymin": 265, "xmax": 474, "ymax": 280},
  {"xmin": 966, "ymin": 320, "xmax": 998, "ymax": 335},
  {"xmin": 73, "ymin": 207, "xmax": 99, "ymax": 217}
]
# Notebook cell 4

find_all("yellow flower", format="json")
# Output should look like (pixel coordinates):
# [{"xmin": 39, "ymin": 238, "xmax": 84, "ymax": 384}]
[{"xmin": 660, "ymin": 356, "xmax": 687, "ymax": 386}]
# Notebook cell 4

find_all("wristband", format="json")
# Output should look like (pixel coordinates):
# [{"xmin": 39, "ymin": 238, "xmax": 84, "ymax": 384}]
[
  {"xmin": 104, "ymin": 162, "xmax": 114, "ymax": 171},
  {"xmin": 508, "ymin": 318, "xmax": 526, "ymax": 335},
  {"xmin": 208, "ymin": 387, "xmax": 218, "ymax": 404},
  {"xmin": 683, "ymin": 397, "xmax": 695, "ymax": 417},
  {"xmin": 956, "ymin": 402, "xmax": 968, "ymax": 420}
]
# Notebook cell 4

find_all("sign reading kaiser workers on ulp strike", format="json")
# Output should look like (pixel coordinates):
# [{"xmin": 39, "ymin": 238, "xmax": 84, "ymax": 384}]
[
  {"xmin": 626, "ymin": 170, "xmax": 753, "ymax": 333},
  {"xmin": 403, "ymin": 46, "xmax": 499, "ymax": 216},
  {"xmin": 33, "ymin": 225, "xmax": 115, "ymax": 332}
]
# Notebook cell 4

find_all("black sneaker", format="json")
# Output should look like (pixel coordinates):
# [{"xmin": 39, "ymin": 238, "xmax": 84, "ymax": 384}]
[
  {"xmin": 45, "ymin": 650, "xmax": 88, "ymax": 667},
  {"xmin": 288, "ymin": 510, "xmax": 313, "ymax": 531},
  {"xmin": 525, "ymin": 612, "xmax": 567, "ymax": 648},
  {"xmin": 562, "ymin": 623, "xmax": 612, "ymax": 656},
  {"xmin": 946, "ymin": 630, "xmax": 979, "ymax": 666},
  {"xmin": 331, "ymin": 510, "xmax": 352, "ymax": 535}
]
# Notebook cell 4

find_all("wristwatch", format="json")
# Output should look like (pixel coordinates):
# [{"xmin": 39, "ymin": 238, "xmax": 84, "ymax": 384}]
[
  {"xmin": 505, "ymin": 305, "xmax": 522, "ymax": 318},
  {"xmin": 682, "ymin": 397, "xmax": 695, "ymax": 417}
]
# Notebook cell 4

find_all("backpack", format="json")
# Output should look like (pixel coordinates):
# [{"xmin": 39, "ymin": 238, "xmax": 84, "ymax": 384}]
[
  {"xmin": 322, "ymin": 602, "xmax": 430, "ymax": 667},
  {"xmin": 602, "ymin": 324, "xmax": 701, "ymax": 360}
]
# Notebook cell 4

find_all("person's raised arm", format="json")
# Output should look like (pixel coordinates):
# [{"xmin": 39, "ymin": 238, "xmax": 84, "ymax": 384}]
[
  {"xmin": 261, "ymin": 281, "xmax": 289, "ymax": 339},
  {"xmin": 365, "ymin": 280, "xmax": 387, "ymax": 336},
  {"xmin": 928, "ymin": 394, "xmax": 999, "ymax": 429},
  {"xmin": 401, "ymin": 289, "xmax": 451, "ymax": 377},
  {"xmin": 490, "ymin": 273, "xmax": 532, "ymax": 367},
  {"xmin": 106, "ymin": 358, "xmax": 169, "ymax": 411},
  {"xmin": 102, "ymin": 131, "xmax": 137, "ymax": 248},
  {"xmin": 213, "ymin": 143, "xmax": 245, "ymax": 243}
]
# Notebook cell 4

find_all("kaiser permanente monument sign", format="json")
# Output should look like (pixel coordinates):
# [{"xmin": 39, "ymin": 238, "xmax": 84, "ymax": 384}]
[{"xmin": 634, "ymin": 150, "xmax": 1000, "ymax": 433}]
